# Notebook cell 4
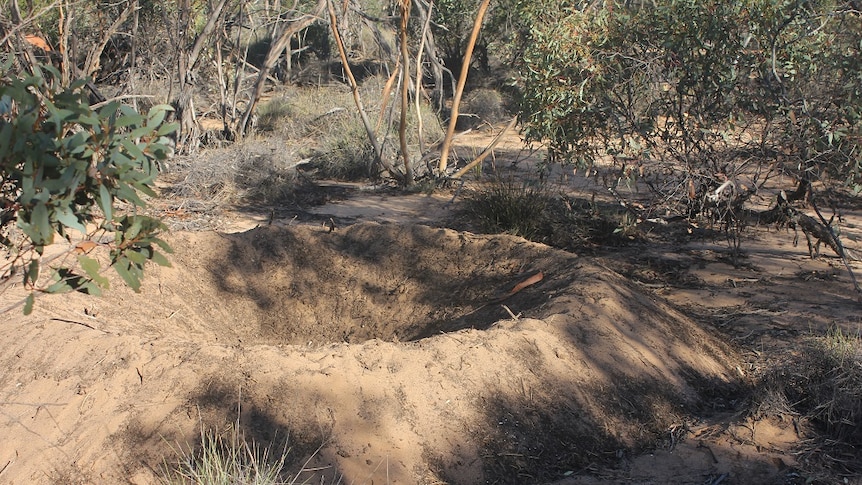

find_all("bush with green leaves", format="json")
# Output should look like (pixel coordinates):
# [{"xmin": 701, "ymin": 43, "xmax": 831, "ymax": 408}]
[
  {"xmin": 0, "ymin": 63, "xmax": 177, "ymax": 313},
  {"xmin": 517, "ymin": 0, "xmax": 862, "ymax": 214}
]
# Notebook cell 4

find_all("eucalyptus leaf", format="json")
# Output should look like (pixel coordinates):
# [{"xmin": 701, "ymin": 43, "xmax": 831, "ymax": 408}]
[{"xmin": 23, "ymin": 293, "xmax": 35, "ymax": 315}]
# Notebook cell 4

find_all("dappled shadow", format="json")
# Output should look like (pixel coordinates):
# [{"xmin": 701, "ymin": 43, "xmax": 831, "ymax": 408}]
[{"xmin": 202, "ymin": 222, "xmax": 570, "ymax": 344}]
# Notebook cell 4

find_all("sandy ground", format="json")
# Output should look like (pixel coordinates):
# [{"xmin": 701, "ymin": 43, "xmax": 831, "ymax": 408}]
[{"xmin": 2, "ymin": 129, "xmax": 861, "ymax": 484}]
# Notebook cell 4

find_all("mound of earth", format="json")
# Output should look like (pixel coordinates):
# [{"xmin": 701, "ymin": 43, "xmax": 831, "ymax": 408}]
[{"xmin": 0, "ymin": 222, "xmax": 742, "ymax": 484}]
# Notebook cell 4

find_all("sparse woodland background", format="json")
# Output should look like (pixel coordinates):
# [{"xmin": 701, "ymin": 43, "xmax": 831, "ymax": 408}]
[
  {"xmin": 2, "ymin": 0, "xmax": 862, "ymax": 304},
  {"xmin": 2, "ymin": 1, "xmax": 862, "ymax": 483}
]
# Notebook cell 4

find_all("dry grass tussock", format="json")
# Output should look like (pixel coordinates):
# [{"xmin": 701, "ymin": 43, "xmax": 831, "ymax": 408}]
[
  {"xmin": 459, "ymin": 177, "xmax": 640, "ymax": 250},
  {"xmin": 753, "ymin": 326, "xmax": 862, "ymax": 480},
  {"xmin": 156, "ymin": 140, "xmax": 314, "ymax": 230},
  {"xmin": 155, "ymin": 77, "xmax": 446, "ymax": 228},
  {"xmin": 161, "ymin": 414, "xmax": 326, "ymax": 485}
]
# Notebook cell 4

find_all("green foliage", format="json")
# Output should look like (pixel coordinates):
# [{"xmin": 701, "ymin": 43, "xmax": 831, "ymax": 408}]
[
  {"xmin": 0, "ymin": 63, "xmax": 177, "ymax": 313},
  {"xmin": 517, "ymin": 0, "xmax": 862, "ymax": 204}
]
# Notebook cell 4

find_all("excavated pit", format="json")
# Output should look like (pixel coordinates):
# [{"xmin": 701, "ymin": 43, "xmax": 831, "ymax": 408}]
[
  {"xmin": 2, "ymin": 221, "xmax": 749, "ymax": 484},
  {"xmin": 176, "ymin": 222, "xmax": 573, "ymax": 345}
]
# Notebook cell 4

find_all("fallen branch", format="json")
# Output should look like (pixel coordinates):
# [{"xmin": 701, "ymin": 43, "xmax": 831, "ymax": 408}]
[{"xmin": 810, "ymin": 196, "xmax": 861, "ymax": 296}]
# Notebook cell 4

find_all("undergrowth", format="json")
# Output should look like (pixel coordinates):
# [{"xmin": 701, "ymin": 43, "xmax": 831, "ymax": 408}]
[
  {"xmin": 459, "ymin": 178, "xmax": 640, "ymax": 250},
  {"xmin": 753, "ymin": 326, "xmax": 862, "ymax": 480},
  {"xmin": 161, "ymin": 422, "xmax": 325, "ymax": 485},
  {"xmin": 257, "ymin": 79, "xmax": 444, "ymax": 181}
]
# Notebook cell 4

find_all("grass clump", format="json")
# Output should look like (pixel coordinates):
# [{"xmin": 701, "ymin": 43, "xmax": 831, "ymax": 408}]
[
  {"xmin": 256, "ymin": 97, "xmax": 294, "ymax": 133},
  {"xmin": 461, "ymin": 178, "xmax": 551, "ymax": 240},
  {"xmin": 462, "ymin": 88, "xmax": 508, "ymax": 126},
  {"xmin": 795, "ymin": 327, "xmax": 862, "ymax": 445},
  {"xmin": 312, "ymin": 110, "xmax": 377, "ymax": 180},
  {"xmin": 754, "ymin": 326, "xmax": 862, "ymax": 478},
  {"xmin": 460, "ymin": 178, "xmax": 640, "ymax": 249},
  {"xmin": 162, "ymin": 425, "xmax": 292, "ymax": 485},
  {"xmin": 166, "ymin": 143, "xmax": 307, "ymax": 206}
]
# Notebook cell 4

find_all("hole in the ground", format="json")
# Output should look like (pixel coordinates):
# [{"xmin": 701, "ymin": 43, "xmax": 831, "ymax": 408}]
[{"xmin": 198, "ymin": 222, "xmax": 572, "ymax": 345}]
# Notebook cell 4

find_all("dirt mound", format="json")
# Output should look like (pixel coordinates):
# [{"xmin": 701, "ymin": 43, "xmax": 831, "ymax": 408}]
[{"xmin": 0, "ymin": 223, "xmax": 742, "ymax": 484}]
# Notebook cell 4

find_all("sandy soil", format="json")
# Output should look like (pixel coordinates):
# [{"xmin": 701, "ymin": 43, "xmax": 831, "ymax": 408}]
[{"xmin": 1, "ymin": 129, "xmax": 861, "ymax": 485}]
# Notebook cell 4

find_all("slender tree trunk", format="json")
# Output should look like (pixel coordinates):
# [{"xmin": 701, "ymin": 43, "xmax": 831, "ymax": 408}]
[
  {"xmin": 398, "ymin": 0, "xmax": 413, "ymax": 184},
  {"xmin": 438, "ymin": 0, "xmax": 491, "ymax": 175},
  {"xmin": 327, "ymin": 0, "xmax": 404, "ymax": 182},
  {"xmin": 238, "ymin": 0, "xmax": 326, "ymax": 137},
  {"xmin": 414, "ymin": 0, "xmax": 433, "ymax": 153},
  {"xmin": 173, "ymin": 0, "xmax": 230, "ymax": 153},
  {"xmin": 82, "ymin": 0, "xmax": 135, "ymax": 78}
]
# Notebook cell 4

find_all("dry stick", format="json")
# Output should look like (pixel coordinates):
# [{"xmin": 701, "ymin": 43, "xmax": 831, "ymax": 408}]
[
  {"xmin": 375, "ymin": 59, "xmax": 401, "ymax": 133},
  {"xmin": 58, "ymin": 0, "xmax": 72, "ymax": 85},
  {"xmin": 327, "ymin": 0, "xmax": 404, "ymax": 182},
  {"xmin": 231, "ymin": 0, "xmax": 247, "ymax": 123},
  {"xmin": 451, "ymin": 115, "xmax": 518, "ymax": 179},
  {"xmin": 186, "ymin": 0, "xmax": 230, "ymax": 77},
  {"xmin": 437, "ymin": 0, "xmax": 491, "ymax": 175},
  {"xmin": 413, "ymin": 0, "xmax": 434, "ymax": 153},
  {"xmin": 414, "ymin": 0, "xmax": 453, "ymax": 110},
  {"xmin": 173, "ymin": 0, "xmax": 230, "ymax": 151},
  {"xmin": 9, "ymin": 0, "xmax": 44, "ymax": 77},
  {"xmin": 128, "ymin": 0, "xmax": 139, "ymax": 110},
  {"xmin": 214, "ymin": 17, "xmax": 228, "ymax": 132},
  {"xmin": 90, "ymin": 94, "xmax": 155, "ymax": 109},
  {"xmin": 82, "ymin": 0, "xmax": 136, "ymax": 77},
  {"xmin": 398, "ymin": 0, "xmax": 414, "ymax": 184}
]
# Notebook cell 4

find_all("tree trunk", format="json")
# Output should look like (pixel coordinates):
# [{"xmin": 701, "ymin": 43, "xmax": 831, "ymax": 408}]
[
  {"xmin": 398, "ymin": 0, "xmax": 413, "ymax": 184},
  {"xmin": 238, "ymin": 0, "xmax": 327, "ymax": 137}
]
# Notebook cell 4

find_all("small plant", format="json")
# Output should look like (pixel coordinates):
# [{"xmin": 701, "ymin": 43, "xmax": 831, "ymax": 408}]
[
  {"xmin": 162, "ymin": 425, "xmax": 291, "ymax": 485},
  {"xmin": 462, "ymin": 88, "xmax": 507, "ymax": 126},
  {"xmin": 313, "ymin": 112, "xmax": 377, "ymax": 180},
  {"xmin": 754, "ymin": 326, "xmax": 862, "ymax": 477},
  {"xmin": 461, "ymin": 178, "xmax": 550, "ymax": 240},
  {"xmin": 804, "ymin": 327, "xmax": 862, "ymax": 445},
  {"xmin": 256, "ymin": 97, "xmax": 294, "ymax": 133}
]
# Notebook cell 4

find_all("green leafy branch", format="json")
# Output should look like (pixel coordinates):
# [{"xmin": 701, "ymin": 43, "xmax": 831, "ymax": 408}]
[{"xmin": 0, "ymin": 62, "xmax": 178, "ymax": 314}]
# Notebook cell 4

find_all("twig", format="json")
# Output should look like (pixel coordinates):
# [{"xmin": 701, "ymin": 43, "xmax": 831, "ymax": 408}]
[
  {"xmin": 90, "ymin": 94, "xmax": 155, "ymax": 109},
  {"xmin": 49, "ymin": 317, "xmax": 106, "ymax": 333},
  {"xmin": 0, "ymin": 457, "xmax": 12, "ymax": 476},
  {"xmin": 501, "ymin": 304, "xmax": 521, "ymax": 321}
]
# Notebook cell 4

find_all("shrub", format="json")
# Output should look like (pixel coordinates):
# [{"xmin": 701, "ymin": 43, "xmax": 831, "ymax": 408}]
[
  {"xmin": 755, "ymin": 327, "xmax": 862, "ymax": 477},
  {"xmin": 463, "ymin": 88, "xmax": 507, "ymax": 126},
  {"xmin": 460, "ymin": 178, "xmax": 640, "ymax": 249},
  {"xmin": 517, "ymin": 0, "xmax": 862, "ymax": 210},
  {"xmin": 0, "ymin": 63, "xmax": 176, "ymax": 313},
  {"xmin": 461, "ymin": 178, "xmax": 551, "ymax": 240}
]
